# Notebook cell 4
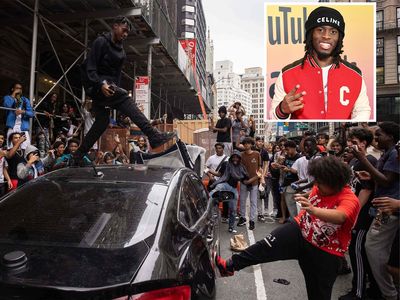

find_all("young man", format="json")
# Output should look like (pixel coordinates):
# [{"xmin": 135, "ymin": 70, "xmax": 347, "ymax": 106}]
[
  {"xmin": 281, "ymin": 140, "xmax": 301, "ymax": 218},
  {"xmin": 53, "ymin": 138, "xmax": 91, "ymax": 169},
  {"xmin": 339, "ymin": 127, "xmax": 379, "ymax": 300},
  {"xmin": 205, "ymin": 143, "xmax": 228, "ymax": 190},
  {"xmin": 253, "ymin": 136, "xmax": 271, "ymax": 221},
  {"xmin": 209, "ymin": 150, "xmax": 249, "ymax": 233},
  {"xmin": 237, "ymin": 137, "xmax": 262, "ymax": 230},
  {"xmin": 353, "ymin": 121, "xmax": 399, "ymax": 300},
  {"xmin": 216, "ymin": 156, "xmax": 360, "ymax": 300},
  {"xmin": 78, "ymin": 16, "xmax": 174, "ymax": 163},
  {"xmin": 291, "ymin": 137, "xmax": 321, "ymax": 193},
  {"xmin": 3, "ymin": 82, "xmax": 34, "ymax": 150},
  {"xmin": 0, "ymin": 134, "xmax": 12, "ymax": 197},
  {"xmin": 210, "ymin": 106, "xmax": 232, "ymax": 156},
  {"xmin": 270, "ymin": 6, "xmax": 371, "ymax": 120},
  {"xmin": 17, "ymin": 145, "xmax": 54, "ymax": 181},
  {"xmin": 5, "ymin": 133, "xmax": 27, "ymax": 189}
]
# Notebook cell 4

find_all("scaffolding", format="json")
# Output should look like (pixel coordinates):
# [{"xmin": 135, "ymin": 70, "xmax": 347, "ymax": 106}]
[{"xmin": 0, "ymin": 0, "xmax": 208, "ymax": 147}]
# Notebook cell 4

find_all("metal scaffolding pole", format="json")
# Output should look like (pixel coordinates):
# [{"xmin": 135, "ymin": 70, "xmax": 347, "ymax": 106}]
[
  {"xmin": 82, "ymin": 19, "xmax": 88, "ymax": 103},
  {"xmin": 147, "ymin": 45, "xmax": 152, "ymax": 120},
  {"xmin": 28, "ymin": 0, "xmax": 39, "ymax": 134}
]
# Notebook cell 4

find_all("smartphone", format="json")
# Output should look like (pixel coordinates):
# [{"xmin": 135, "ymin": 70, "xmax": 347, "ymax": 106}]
[
  {"xmin": 369, "ymin": 207, "xmax": 378, "ymax": 218},
  {"xmin": 291, "ymin": 183, "xmax": 299, "ymax": 190}
]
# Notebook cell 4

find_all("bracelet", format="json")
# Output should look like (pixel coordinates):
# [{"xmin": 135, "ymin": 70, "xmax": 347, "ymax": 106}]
[{"xmin": 276, "ymin": 102, "xmax": 289, "ymax": 119}]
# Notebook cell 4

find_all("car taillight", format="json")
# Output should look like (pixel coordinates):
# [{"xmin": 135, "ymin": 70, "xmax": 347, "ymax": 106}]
[{"xmin": 113, "ymin": 285, "xmax": 191, "ymax": 300}]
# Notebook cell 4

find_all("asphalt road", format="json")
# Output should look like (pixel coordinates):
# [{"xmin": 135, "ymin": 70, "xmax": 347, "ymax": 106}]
[{"xmin": 215, "ymin": 197, "xmax": 352, "ymax": 300}]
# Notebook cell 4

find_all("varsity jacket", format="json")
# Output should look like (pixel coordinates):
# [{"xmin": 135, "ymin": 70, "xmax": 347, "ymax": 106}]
[{"xmin": 270, "ymin": 55, "xmax": 371, "ymax": 120}]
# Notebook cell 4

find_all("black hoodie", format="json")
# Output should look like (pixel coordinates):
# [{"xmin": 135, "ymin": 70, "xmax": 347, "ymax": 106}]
[
  {"xmin": 211, "ymin": 150, "xmax": 249, "ymax": 189},
  {"xmin": 82, "ymin": 32, "xmax": 126, "ymax": 97}
]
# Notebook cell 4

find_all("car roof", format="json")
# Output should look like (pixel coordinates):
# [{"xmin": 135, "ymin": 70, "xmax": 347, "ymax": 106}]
[{"xmin": 42, "ymin": 165, "xmax": 185, "ymax": 185}]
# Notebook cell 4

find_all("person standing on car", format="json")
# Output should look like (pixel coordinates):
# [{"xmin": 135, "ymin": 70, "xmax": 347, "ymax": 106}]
[{"xmin": 77, "ymin": 16, "xmax": 175, "ymax": 164}]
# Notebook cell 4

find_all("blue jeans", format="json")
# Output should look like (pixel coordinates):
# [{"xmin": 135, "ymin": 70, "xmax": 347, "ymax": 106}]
[{"xmin": 210, "ymin": 182, "xmax": 238, "ymax": 229}]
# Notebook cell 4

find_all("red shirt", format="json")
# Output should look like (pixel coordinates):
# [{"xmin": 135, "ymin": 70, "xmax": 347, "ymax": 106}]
[{"xmin": 294, "ymin": 185, "xmax": 360, "ymax": 257}]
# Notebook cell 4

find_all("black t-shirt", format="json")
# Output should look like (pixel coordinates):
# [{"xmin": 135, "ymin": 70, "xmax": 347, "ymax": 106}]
[
  {"xmin": 215, "ymin": 117, "xmax": 231, "ymax": 143},
  {"xmin": 253, "ymin": 147, "xmax": 270, "ymax": 168},
  {"xmin": 282, "ymin": 153, "xmax": 301, "ymax": 187},
  {"xmin": 6, "ymin": 150, "xmax": 25, "ymax": 180},
  {"xmin": 349, "ymin": 155, "xmax": 378, "ymax": 230}
]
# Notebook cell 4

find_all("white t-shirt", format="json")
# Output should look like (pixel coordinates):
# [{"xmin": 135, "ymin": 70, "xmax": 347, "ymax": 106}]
[
  {"xmin": 321, "ymin": 65, "xmax": 331, "ymax": 112},
  {"xmin": 292, "ymin": 154, "xmax": 321, "ymax": 191},
  {"xmin": 205, "ymin": 154, "xmax": 228, "ymax": 180},
  {"xmin": 0, "ymin": 157, "xmax": 8, "ymax": 183}
]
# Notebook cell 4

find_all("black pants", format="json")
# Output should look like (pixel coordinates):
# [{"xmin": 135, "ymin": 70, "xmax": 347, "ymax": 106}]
[
  {"xmin": 80, "ymin": 87, "xmax": 157, "ymax": 154},
  {"xmin": 231, "ymin": 221, "xmax": 340, "ymax": 300},
  {"xmin": 270, "ymin": 177, "xmax": 282, "ymax": 217},
  {"xmin": 349, "ymin": 228, "xmax": 380, "ymax": 298}
]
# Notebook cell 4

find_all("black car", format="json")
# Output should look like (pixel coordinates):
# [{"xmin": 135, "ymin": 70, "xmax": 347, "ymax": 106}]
[{"xmin": 0, "ymin": 165, "xmax": 220, "ymax": 299}]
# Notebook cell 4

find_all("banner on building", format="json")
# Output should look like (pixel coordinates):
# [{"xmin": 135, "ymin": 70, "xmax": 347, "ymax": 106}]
[
  {"xmin": 179, "ymin": 39, "xmax": 197, "ymax": 71},
  {"xmin": 265, "ymin": 3, "xmax": 376, "ymax": 122},
  {"xmin": 135, "ymin": 76, "xmax": 150, "ymax": 119}
]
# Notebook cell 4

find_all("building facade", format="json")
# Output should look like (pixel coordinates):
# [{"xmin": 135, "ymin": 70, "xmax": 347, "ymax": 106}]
[
  {"xmin": 241, "ymin": 67, "xmax": 265, "ymax": 136},
  {"xmin": 320, "ymin": 0, "xmax": 400, "ymax": 122},
  {"xmin": 177, "ymin": 0, "xmax": 208, "ymax": 106},
  {"xmin": 376, "ymin": 0, "xmax": 400, "ymax": 122},
  {"xmin": 214, "ymin": 60, "xmax": 252, "ymax": 115}
]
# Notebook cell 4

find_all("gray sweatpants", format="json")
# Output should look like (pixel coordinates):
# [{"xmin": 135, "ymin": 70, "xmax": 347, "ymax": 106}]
[
  {"xmin": 365, "ymin": 215, "xmax": 399, "ymax": 300},
  {"xmin": 240, "ymin": 183, "xmax": 258, "ymax": 222},
  {"xmin": 283, "ymin": 185, "xmax": 298, "ymax": 218}
]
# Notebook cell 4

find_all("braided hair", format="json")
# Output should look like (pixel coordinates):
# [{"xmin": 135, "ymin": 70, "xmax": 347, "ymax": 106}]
[{"xmin": 301, "ymin": 31, "xmax": 344, "ymax": 69}]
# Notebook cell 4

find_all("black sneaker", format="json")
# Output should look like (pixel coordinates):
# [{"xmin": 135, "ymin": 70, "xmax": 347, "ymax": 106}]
[
  {"xmin": 338, "ymin": 290, "xmax": 360, "ymax": 300},
  {"xmin": 258, "ymin": 214, "xmax": 265, "ymax": 222},
  {"xmin": 237, "ymin": 217, "xmax": 247, "ymax": 227},
  {"xmin": 149, "ymin": 131, "xmax": 176, "ymax": 149},
  {"xmin": 249, "ymin": 221, "xmax": 255, "ymax": 230},
  {"xmin": 215, "ymin": 255, "xmax": 234, "ymax": 277}
]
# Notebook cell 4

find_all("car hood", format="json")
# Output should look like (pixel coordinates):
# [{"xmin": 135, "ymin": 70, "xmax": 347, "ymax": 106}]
[{"xmin": 0, "ymin": 241, "xmax": 149, "ymax": 291}]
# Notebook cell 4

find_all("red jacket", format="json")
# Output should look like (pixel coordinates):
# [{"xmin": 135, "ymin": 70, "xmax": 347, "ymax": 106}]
[{"xmin": 270, "ymin": 55, "xmax": 371, "ymax": 120}]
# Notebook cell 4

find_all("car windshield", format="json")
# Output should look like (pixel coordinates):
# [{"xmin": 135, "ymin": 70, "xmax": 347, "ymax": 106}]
[{"xmin": 0, "ymin": 179, "xmax": 167, "ymax": 249}]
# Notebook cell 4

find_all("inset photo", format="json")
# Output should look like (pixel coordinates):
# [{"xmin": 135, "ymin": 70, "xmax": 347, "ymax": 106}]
[{"xmin": 265, "ymin": 3, "xmax": 376, "ymax": 122}]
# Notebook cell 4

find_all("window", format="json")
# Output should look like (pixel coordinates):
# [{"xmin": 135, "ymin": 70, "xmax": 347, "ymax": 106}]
[
  {"xmin": 182, "ymin": 5, "xmax": 195, "ymax": 13},
  {"xmin": 182, "ymin": 32, "xmax": 195, "ymax": 38},
  {"xmin": 397, "ymin": 7, "xmax": 400, "ymax": 28},
  {"xmin": 377, "ymin": 38, "xmax": 384, "ymax": 57},
  {"xmin": 182, "ymin": 18, "xmax": 195, "ymax": 26},
  {"xmin": 377, "ymin": 67, "xmax": 384, "ymax": 84},
  {"xmin": 398, "ymin": 65, "xmax": 400, "ymax": 83},
  {"xmin": 398, "ymin": 36, "xmax": 400, "ymax": 54},
  {"xmin": 178, "ymin": 175, "xmax": 208, "ymax": 229},
  {"xmin": 377, "ymin": 11, "xmax": 383, "ymax": 30}
]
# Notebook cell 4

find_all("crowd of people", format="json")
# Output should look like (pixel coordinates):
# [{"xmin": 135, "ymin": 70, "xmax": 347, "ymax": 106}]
[
  {"xmin": 206, "ymin": 104, "xmax": 399, "ymax": 300},
  {"xmin": 0, "ymin": 81, "xmax": 164, "ymax": 194},
  {"xmin": 0, "ymin": 81, "xmax": 399, "ymax": 300}
]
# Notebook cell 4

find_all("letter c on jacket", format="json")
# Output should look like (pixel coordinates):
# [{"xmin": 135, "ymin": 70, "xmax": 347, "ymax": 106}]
[{"xmin": 339, "ymin": 86, "xmax": 350, "ymax": 106}]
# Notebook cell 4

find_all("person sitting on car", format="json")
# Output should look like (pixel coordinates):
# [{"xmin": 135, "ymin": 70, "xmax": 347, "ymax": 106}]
[
  {"xmin": 17, "ymin": 144, "xmax": 54, "ymax": 181},
  {"xmin": 209, "ymin": 150, "xmax": 251, "ymax": 234}
]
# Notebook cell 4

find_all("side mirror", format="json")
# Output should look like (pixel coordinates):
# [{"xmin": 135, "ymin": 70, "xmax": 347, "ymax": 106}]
[{"xmin": 211, "ymin": 191, "xmax": 235, "ymax": 202}]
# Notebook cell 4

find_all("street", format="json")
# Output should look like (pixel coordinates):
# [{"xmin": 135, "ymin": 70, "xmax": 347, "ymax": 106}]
[{"xmin": 216, "ymin": 198, "xmax": 352, "ymax": 300}]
